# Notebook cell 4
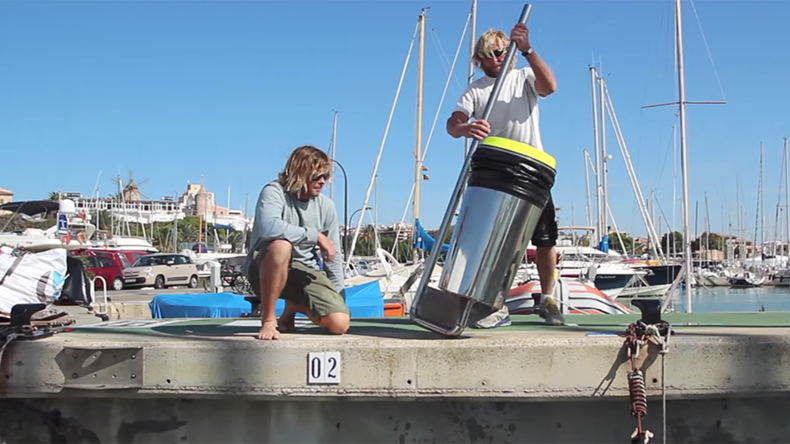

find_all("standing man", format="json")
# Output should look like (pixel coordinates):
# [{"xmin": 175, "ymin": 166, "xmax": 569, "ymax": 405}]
[
  {"xmin": 242, "ymin": 145, "xmax": 350, "ymax": 340},
  {"xmin": 446, "ymin": 23, "xmax": 564, "ymax": 327}
]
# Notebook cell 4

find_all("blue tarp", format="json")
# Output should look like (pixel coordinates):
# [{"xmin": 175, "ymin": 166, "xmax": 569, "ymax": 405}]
[
  {"xmin": 149, "ymin": 292, "xmax": 251, "ymax": 319},
  {"xmin": 275, "ymin": 280, "xmax": 384, "ymax": 318},
  {"xmin": 413, "ymin": 218, "xmax": 450, "ymax": 255},
  {"xmin": 596, "ymin": 235, "xmax": 610, "ymax": 253},
  {"xmin": 148, "ymin": 280, "xmax": 385, "ymax": 319}
]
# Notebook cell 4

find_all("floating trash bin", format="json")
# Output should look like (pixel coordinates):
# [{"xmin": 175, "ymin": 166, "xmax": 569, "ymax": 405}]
[{"xmin": 410, "ymin": 136, "xmax": 556, "ymax": 337}]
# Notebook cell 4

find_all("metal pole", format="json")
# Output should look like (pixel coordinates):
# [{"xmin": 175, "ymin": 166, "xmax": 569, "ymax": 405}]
[
  {"xmin": 464, "ymin": 0, "xmax": 478, "ymax": 159},
  {"xmin": 412, "ymin": 3, "xmax": 533, "ymax": 305},
  {"xmin": 598, "ymin": 76, "xmax": 608, "ymax": 235},
  {"xmin": 329, "ymin": 111, "xmax": 338, "ymax": 200},
  {"xmin": 173, "ymin": 191, "xmax": 179, "ymax": 253},
  {"xmin": 785, "ymin": 137, "xmax": 789, "ymax": 257},
  {"xmin": 331, "ymin": 159, "xmax": 349, "ymax": 260},
  {"xmin": 675, "ymin": 0, "xmax": 694, "ymax": 309},
  {"xmin": 583, "ymin": 150, "xmax": 592, "ymax": 229},
  {"xmin": 413, "ymin": 9, "xmax": 426, "ymax": 262},
  {"xmin": 589, "ymin": 67, "xmax": 601, "ymax": 239}
]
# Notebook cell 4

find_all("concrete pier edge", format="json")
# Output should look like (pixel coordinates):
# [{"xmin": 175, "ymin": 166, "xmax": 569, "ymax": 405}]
[{"xmin": 3, "ymin": 320, "xmax": 790, "ymax": 401}]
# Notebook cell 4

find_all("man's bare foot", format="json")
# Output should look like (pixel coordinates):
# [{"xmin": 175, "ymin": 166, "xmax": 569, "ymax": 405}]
[
  {"xmin": 277, "ymin": 315, "xmax": 296, "ymax": 332},
  {"xmin": 277, "ymin": 301, "xmax": 299, "ymax": 332}
]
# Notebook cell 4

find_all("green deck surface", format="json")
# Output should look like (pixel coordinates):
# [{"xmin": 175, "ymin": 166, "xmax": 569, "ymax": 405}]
[{"xmin": 68, "ymin": 312, "xmax": 790, "ymax": 339}]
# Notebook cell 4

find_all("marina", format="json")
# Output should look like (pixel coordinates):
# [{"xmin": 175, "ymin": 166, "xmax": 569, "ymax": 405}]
[{"xmin": 1, "ymin": 0, "xmax": 788, "ymax": 442}]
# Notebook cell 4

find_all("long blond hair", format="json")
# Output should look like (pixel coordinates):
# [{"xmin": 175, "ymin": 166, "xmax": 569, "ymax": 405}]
[
  {"xmin": 277, "ymin": 145, "xmax": 331, "ymax": 194},
  {"xmin": 473, "ymin": 29, "xmax": 517, "ymax": 72}
]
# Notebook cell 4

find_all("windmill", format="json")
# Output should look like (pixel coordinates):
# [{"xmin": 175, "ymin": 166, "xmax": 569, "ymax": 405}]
[
  {"xmin": 121, "ymin": 169, "xmax": 150, "ymax": 202},
  {"xmin": 108, "ymin": 169, "xmax": 149, "ymax": 237}
]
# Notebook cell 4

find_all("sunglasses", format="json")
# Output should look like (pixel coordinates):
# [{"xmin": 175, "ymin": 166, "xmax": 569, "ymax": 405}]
[
  {"xmin": 481, "ymin": 48, "xmax": 506, "ymax": 59},
  {"xmin": 311, "ymin": 172, "xmax": 331, "ymax": 182}
]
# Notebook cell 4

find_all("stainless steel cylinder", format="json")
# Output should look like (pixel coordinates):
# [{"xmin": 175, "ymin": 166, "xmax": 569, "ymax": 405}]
[
  {"xmin": 410, "ymin": 136, "xmax": 556, "ymax": 337},
  {"xmin": 438, "ymin": 186, "xmax": 544, "ymax": 308}
]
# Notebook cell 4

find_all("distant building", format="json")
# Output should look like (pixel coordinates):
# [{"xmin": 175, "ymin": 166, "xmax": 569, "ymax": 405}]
[
  {"xmin": 0, "ymin": 187, "xmax": 13, "ymax": 215},
  {"xmin": 0, "ymin": 187, "xmax": 12, "ymax": 205},
  {"xmin": 70, "ymin": 181, "xmax": 252, "ymax": 231}
]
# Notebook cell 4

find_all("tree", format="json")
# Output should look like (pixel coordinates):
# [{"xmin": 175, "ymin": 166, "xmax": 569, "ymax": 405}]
[
  {"xmin": 609, "ymin": 232, "xmax": 634, "ymax": 255},
  {"xmin": 692, "ymin": 232, "xmax": 725, "ymax": 252},
  {"xmin": 660, "ymin": 231, "xmax": 684, "ymax": 254}
]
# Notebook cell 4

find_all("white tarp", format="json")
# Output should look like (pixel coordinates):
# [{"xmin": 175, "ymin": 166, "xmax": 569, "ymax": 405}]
[{"xmin": 0, "ymin": 247, "xmax": 67, "ymax": 315}]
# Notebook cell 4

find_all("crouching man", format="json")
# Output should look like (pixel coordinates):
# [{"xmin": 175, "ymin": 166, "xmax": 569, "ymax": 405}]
[{"xmin": 242, "ymin": 145, "xmax": 350, "ymax": 340}]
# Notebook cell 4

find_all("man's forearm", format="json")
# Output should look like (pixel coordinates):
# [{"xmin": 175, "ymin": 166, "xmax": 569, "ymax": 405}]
[
  {"xmin": 447, "ymin": 114, "xmax": 469, "ymax": 139},
  {"xmin": 448, "ymin": 122, "xmax": 465, "ymax": 139},
  {"xmin": 526, "ymin": 51, "xmax": 557, "ymax": 95}
]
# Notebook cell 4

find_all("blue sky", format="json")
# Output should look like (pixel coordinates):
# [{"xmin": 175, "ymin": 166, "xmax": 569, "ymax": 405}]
[{"xmin": 2, "ymin": 0, "xmax": 789, "ymax": 242}]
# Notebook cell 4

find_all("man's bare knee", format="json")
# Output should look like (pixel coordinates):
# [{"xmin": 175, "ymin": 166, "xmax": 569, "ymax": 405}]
[
  {"xmin": 319, "ymin": 312, "xmax": 350, "ymax": 335},
  {"xmin": 262, "ymin": 239, "xmax": 292, "ymax": 268}
]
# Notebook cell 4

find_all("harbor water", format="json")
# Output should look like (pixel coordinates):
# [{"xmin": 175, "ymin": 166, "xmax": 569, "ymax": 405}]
[{"xmin": 647, "ymin": 286, "xmax": 790, "ymax": 313}]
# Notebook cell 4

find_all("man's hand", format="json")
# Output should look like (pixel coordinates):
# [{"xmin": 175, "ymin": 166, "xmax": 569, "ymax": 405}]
[
  {"xmin": 510, "ymin": 23, "xmax": 531, "ymax": 53},
  {"xmin": 257, "ymin": 319, "xmax": 280, "ymax": 340},
  {"xmin": 464, "ymin": 119, "xmax": 490, "ymax": 140},
  {"xmin": 317, "ymin": 232, "xmax": 336, "ymax": 262}
]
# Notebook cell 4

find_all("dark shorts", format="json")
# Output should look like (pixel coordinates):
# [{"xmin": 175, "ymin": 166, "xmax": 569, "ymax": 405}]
[
  {"xmin": 531, "ymin": 194, "xmax": 558, "ymax": 248},
  {"xmin": 247, "ymin": 243, "xmax": 350, "ymax": 319}
]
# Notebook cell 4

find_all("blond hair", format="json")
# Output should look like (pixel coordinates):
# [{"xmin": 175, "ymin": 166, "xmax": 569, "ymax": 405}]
[
  {"xmin": 277, "ymin": 145, "xmax": 331, "ymax": 194},
  {"xmin": 473, "ymin": 29, "xmax": 517, "ymax": 72}
]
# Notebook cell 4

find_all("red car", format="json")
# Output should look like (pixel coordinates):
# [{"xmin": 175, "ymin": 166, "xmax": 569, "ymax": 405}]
[{"xmin": 70, "ymin": 249, "xmax": 151, "ymax": 291}]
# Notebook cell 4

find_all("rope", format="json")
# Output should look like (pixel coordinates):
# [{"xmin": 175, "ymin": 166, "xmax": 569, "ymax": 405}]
[
  {"xmin": 660, "ymin": 325, "xmax": 671, "ymax": 444},
  {"xmin": 624, "ymin": 319, "xmax": 671, "ymax": 444},
  {"xmin": 345, "ymin": 21, "xmax": 419, "ymax": 267},
  {"xmin": 391, "ymin": 13, "xmax": 471, "ymax": 255},
  {"xmin": 0, "ymin": 333, "xmax": 17, "ymax": 368},
  {"xmin": 687, "ymin": 0, "xmax": 727, "ymax": 102}
]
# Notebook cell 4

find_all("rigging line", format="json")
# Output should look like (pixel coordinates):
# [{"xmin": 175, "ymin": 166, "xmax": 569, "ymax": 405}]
[
  {"xmin": 640, "ymin": 0, "xmax": 673, "ymax": 106},
  {"xmin": 424, "ymin": 14, "xmax": 471, "ymax": 168},
  {"xmin": 688, "ymin": 0, "xmax": 727, "ymax": 101},
  {"xmin": 653, "ymin": 125, "xmax": 676, "ymax": 189},
  {"xmin": 391, "ymin": 13, "xmax": 470, "ymax": 255},
  {"xmin": 346, "ymin": 20, "xmax": 419, "ymax": 267},
  {"xmin": 430, "ymin": 27, "xmax": 466, "ymax": 95},
  {"xmin": 774, "ymin": 147, "xmax": 785, "ymax": 243}
]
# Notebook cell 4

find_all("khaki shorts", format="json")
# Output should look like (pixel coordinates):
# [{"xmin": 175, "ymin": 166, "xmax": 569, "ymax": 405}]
[{"xmin": 248, "ymin": 245, "xmax": 350, "ymax": 319}]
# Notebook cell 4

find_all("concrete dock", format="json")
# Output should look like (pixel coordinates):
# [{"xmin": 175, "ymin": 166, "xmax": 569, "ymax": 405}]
[{"xmin": 2, "ymin": 312, "xmax": 790, "ymax": 443}]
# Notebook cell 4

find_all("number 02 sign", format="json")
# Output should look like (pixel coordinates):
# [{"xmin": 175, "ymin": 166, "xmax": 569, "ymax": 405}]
[{"xmin": 307, "ymin": 352, "xmax": 341, "ymax": 384}]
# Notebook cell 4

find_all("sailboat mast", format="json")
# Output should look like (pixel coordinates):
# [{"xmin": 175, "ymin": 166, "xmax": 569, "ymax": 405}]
[
  {"xmin": 329, "ymin": 111, "xmax": 338, "ymax": 200},
  {"xmin": 583, "ymin": 150, "xmax": 592, "ymax": 229},
  {"xmin": 589, "ymin": 67, "xmax": 602, "ymax": 239},
  {"xmin": 672, "ymin": 125, "xmax": 677, "ymax": 257},
  {"xmin": 785, "ymin": 137, "xmax": 790, "ymax": 257},
  {"xmin": 413, "ymin": 9, "xmax": 426, "ymax": 261},
  {"xmin": 760, "ymin": 141, "xmax": 765, "ymax": 253},
  {"xmin": 598, "ymin": 76, "xmax": 608, "ymax": 236},
  {"xmin": 704, "ymin": 192, "xmax": 710, "ymax": 256},
  {"xmin": 464, "ymin": 0, "xmax": 477, "ymax": 159},
  {"xmin": 675, "ymin": 0, "xmax": 694, "ymax": 307}
]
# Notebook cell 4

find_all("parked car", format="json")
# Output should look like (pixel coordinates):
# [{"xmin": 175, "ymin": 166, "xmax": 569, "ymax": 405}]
[
  {"xmin": 69, "ymin": 249, "xmax": 150, "ymax": 291},
  {"xmin": 84, "ymin": 254, "xmax": 126, "ymax": 291},
  {"xmin": 122, "ymin": 253, "xmax": 199, "ymax": 289}
]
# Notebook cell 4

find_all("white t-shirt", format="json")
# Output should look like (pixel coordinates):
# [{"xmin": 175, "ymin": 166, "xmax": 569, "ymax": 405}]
[{"xmin": 453, "ymin": 67, "xmax": 543, "ymax": 151}]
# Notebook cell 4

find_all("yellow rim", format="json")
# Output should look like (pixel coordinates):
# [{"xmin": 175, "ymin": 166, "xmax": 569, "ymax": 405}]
[{"xmin": 481, "ymin": 136, "xmax": 556, "ymax": 169}]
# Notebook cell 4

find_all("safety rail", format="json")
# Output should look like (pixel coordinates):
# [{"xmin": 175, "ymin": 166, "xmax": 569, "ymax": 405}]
[{"xmin": 90, "ymin": 276, "xmax": 109, "ymax": 317}]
